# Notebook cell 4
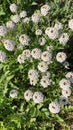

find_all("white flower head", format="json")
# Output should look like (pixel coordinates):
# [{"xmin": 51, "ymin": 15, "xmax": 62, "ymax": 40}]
[
  {"xmin": 33, "ymin": 91, "xmax": 44, "ymax": 103},
  {"xmin": 11, "ymin": 15, "xmax": 20, "ymax": 23},
  {"xmin": 10, "ymin": 89, "xmax": 18, "ymax": 98},
  {"xmin": 3, "ymin": 39, "xmax": 15, "ymax": 51},
  {"xmin": 59, "ymin": 78, "xmax": 71, "ymax": 90},
  {"xmin": 10, "ymin": 3, "xmax": 18, "ymax": 13},
  {"xmin": 54, "ymin": 22, "xmax": 63, "ymax": 30},
  {"xmin": 68, "ymin": 19, "xmax": 73, "ymax": 30},
  {"xmin": 45, "ymin": 27, "xmax": 59, "ymax": 39},
  {"xmin": 24, "ymin": 90, "xmax": 33, "ymax": 101},
  {"xmin": 49, "ymin": 102, "xmax": 60, "ymax": 114},
  {"xmin": 59, "ymin": 33, "xmax": 69, "ymax": 45},
  {"xmin": 6, "ymin": 21, "xmax": 16, "ymax": 29},
  {"xmin": 38, "ymin": 61, "xmax": 48, "ymax": 72},
  {"xmin": 31, "ymin": 48, "xmax": 41, "ymax": 59},
  {"xmin": 59, "ymin": 95, "xmax": 68, "ymax": 105},
  {"xmin": 0, "ymin": 26, "xmax": 7, "ymax": 36},
  {"xmin": 23, "ymin": 49, "xmax": 31, "ymax": 58},
  {"xmin": 62, "ymin": 88, "xmax": 71, "ymax": 97},
  {"xmin": 0, "ymin": 51, "xmax": 6, "ymax": 62},
  {"xmin": 32, "ymin": 13, "xmax": 40, "ymax": 23},
  {"xmin": 19, "ymin": 34, "xmax": 30, "ymax": 46},
  {"xmin": 41, "ymin": 4, "xmax": 50, "ymax": 16},
  {"xmin": 65, "ymin": 72, "xmax": 73, "ymax": 83},
  {"xmin": 29, "ymin": 78, "xmax": 38, "ymax": 86},
  {"xmin": 35, "ymin": 29, "xmax": 42, "ymax": 35},
  {"xmin": 23, "ymin": 17, "xmax": 30, "ymax": 24},
  {"xmin": 28, "ymin": 69, "xmax": 38, "ymax": 79},
  {"xmin": 40, "ymin": 77, "xmax": 50, "ymax": 88},
  {"xmin": 41, "ymin": 51, "xmax": 52, "ymax": 62},
  {"xmin": 17, "ymin": 54, "xmax": 26, "ymax": 64},
  {"xmin": 20, "ymin": 10, "xmax": 27, "ymax": 18},
  {"xmin": 56, "ymin": 52, "xmax": 67, "ymax": 63},
  {"xmin": 38, "ymin": 37, "xmax": 46, "ymax": 46}
]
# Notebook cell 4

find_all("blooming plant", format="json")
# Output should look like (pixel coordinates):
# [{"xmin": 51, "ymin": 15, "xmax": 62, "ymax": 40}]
[{"xmin": 0, "ymin": 0, "xmax": 73, "ymax": 130}]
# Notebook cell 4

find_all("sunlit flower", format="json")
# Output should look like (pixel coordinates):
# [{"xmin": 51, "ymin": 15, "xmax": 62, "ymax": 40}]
[
  {"xmin": 41, "ymin": 4, "xmax": 50, "ymax": 16},
  {"xmin": 33, "ymin": 91, "xmax": 44, "ymax": 103},
  {"xmin": 35, "ymin": 29, "xmax": 42, "ymax": 35},
  {"xmin": 17, "ymin": 54, "xmax": 26, "ymax": 64},
  {"xmin": 20, "ymin": 10, "xmax": 27, "ymax": 18},
  {"xmin": 56, "ymin": 52, "xmax": 67, "ymax": 63},
  {"xmin": 62, "ymin": 88, "xmax": 71, "ymax": 97},
  {"xmin": 10, "ymin": 3, "xmax": 18, "ymax": 13},
  {"xmin": 41, "ymin": 51, "xmax": 52, "ymax": 62},
  {"xmin": 11, "ymin": 15, "xmax": 20, "ymax": 23},
  {"xmin": 45, "ymin": 27, "xmax": 59, "ymax": 39},
  {"xmin": 54, "ymin": 22, "xmax": 63, "ymax": 30},
  {"xmin": 49, "ymin": 102, "xmax": 60, "ymax": 114},
  {"xmin": 38, "ymin": 37, "xmax": 46, "ymax": 46},
  {"xmin": 19, "ymin": 34, "xmax": 30, "ymax": 46},
  {"xmin": 65, "ymin": 72, "xmax": 73, "ymax": 83},
  {"xmin": 40, "ymin": 77, "xmax": 50, "ymax": 88},
  {"xmin": 32, "ymin": 13, "xmax": 40, "ymax": 23},
  {"xmin": 31, "ymin": 48, "xmax": 41, "ymax": 59},
  {"xmin": 24, "ymin": 90, "xmax": 33, "ymax": 101},
  {"xmin": 38, "ymin": 61, "xmax": 48, "ymax": 72},
  {"xmin": 3, "ymin": 39, "xmax": 15, "ymax": 51},
  {"xmin": 59, "ymin": 78, "xmax": 71, "ymax": 90},
  {"xmin": 59, "ymin": 33, "xmax": 69, "ymax": 45}
]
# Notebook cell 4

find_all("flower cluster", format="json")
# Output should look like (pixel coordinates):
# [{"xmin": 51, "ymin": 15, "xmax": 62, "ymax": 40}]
[{"xmin": 0, "ymin": 2, "xmax": 72, "ymax": 117}]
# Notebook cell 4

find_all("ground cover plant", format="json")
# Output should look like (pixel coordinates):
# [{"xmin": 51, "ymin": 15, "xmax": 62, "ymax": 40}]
[{"xmin": 0, "ymin": 0, "xmax": 73, "ymax": 130}]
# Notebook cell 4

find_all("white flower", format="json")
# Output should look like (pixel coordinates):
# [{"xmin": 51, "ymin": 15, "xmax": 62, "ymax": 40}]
[
  {"xmin": 3, "ymin": 39, "xmax": 15, "ymax": 51},
  {"xmin": 49, "ymin": 102, "xmax": 60, "ymax": 114},
  {"xmin": 62, "ymin": 88, "xmax": 71, "ymax": 97},
  {"xmin": 31, "ymin": 48, "xmax": 41, "ymax": 59},
  {"xmin": 6, "ymin": 21, "xmax": 15, "ymax": 29},
  {"xmin": 33, "ymin": 92, "xmax": 44, "ymax": 103},
  {"xmin": 56, "ymin": 52, "xmax": 67, "ymax": 63},
  {"xmin": 40, "ymin": 77, "xmax": 50, "ymax": 88},
  {"xmin": 38, "ymin": 61, "xmax": 48, "ymax": 72},
  {"xmin": 59, "ymin": 33, "xmax": 69, "ymax": 45},
  {"xmin": 35, "ymin": 29, "xmax": 42, "ymax": 35},
  {"xmin": 28, "ymin": 69, "xmax": 38, "ymax": 79},
  {"xmin": 0, "ymin": 51, "xmax": 6, "ymax": 62},
  {"xmin": 23, "ymin": 49, "xmax": 31, "ymax": 58},
  {"xmin": 19, "ymin": 34, "xmax": 30, "ymax": 46},
  {"xmin": 17, "ymin": 54, "xmax": 26, "ymax": 64},
  {"xmin": 24, "ymin": 90, "xmax": 33, "ymax": 101},
  {"xmin": 23, "ymin": 17, "xmax": 30, "ymax": 24},
  {"xmin": 68, "ymin": 19, "xmax": 73, "ymax": 30},
  {"xmin": 41, "ymin": 4, "xmax": 50, "ymax": 16},
  {"xmin": 11, "ymin": 15, "xmax": 20, "ymax": 23},
  {"xmin": 54, "ymin": 22, "xmax": 63, "ymax": 30},
  {"xmin": 38, "ymin": 37, "xmax": 46, "ymax": 46},
  {"xmin": 10, "ymin": 89, "xmax": 18, "ymax": 98},
  {"xmin": 29, "ymin": 78, "xmax": 38, "ymax": 86},
  {"xmin": 41, "ymin": 51, "xmax": 52, "ymax": 62},
  {"xmin": 45, "ymin": 27, "xmax": 59, "ymax": 39},
  {"xmin": 59, "ymin": 95, "xmax": 68, "ymax": 105},
  {"xmin": 0, "ymin": 26, "xmax": 7, "ymax": 36},
  {"xmin": 32, "ymin": 13, "xmax": 40, "ymax": 23},
  {"xmin": 65, "ymin": 72, "xmax": 73, "ymax": 83},
  {"xmin": 10, "ymin": 3, "xmax": 18, "ymax": 13},
  {"xmin": 20, "ymin": 10, "xmax": 27, "ymax": 18},
  {"xmin": 59, "ymin": 78, "xmax": 71, "ymax": 90}
]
